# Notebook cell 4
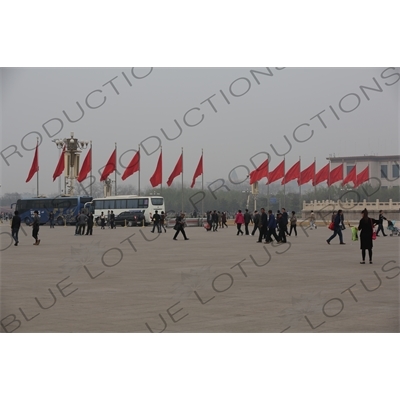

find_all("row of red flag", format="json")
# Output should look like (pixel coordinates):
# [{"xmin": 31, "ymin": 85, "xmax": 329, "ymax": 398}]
[
  {"xmin": 26, "ymin": 144, "xmax": 203, "ymax": 188},
  {"xmin": 249, "ymin": 158, "xmax": 369, "ymax": 187},
  {"xmin": 26, "ymin": 144, "xmax": 369, "ymax": 188}
]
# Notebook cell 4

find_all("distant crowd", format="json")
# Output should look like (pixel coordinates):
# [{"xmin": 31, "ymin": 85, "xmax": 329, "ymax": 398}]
[{"xmin": 7, "ymin": 205, "xmax": 396, "ymax": 264}]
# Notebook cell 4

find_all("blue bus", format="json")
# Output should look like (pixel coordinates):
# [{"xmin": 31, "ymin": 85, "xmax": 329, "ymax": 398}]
[{"xmin": 14, "ymin": 196, "xmax": 93, "ymax": 226}]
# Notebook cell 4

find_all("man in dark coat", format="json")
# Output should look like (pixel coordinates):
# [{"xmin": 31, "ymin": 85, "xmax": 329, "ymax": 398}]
[
  {"xmin": 244, "ymin": 209, "xmax": 252, "ymax": 235},
  {"xmin": 281, "ymin": 207, "xmax": 289, "ymax": 235},
  {"xmin": 277, "ymin": 212, "xmax": 287, "ymax": 243},
  {"xmin": 85, "ymin": 212, "xmax": 94, "ymax": 235},
  {"xmin": 265, "ymin": 210, "xmax": 280, "ymax": 243},
  {"xmin": 251, "ymin": 210, "xmax": 260, "ymax": 236},
  {"xmin": 257, "ymin": 208, "xmax": 268, "ymax": 243},
  {"xmin": 11, "ymin": 210, "xmax": 21, "ymax": 246},
  {"xmin": 173, "ymin": 213, "xmax": 189, "ymax": 240},
  {"xmin": 151, "ymin": 210, "xmax": 161, "ymax": 233},
  {"xmin": 212, "ymin": 210, "xmax": 218, "ymax": 232}
]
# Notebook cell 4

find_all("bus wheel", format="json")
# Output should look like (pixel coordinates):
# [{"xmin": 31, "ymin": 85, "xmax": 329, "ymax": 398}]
[
  {"xmin": 24, "ymin": 217, "xmax": 31, "ymax": 226},
  {"xmin": 57, "ymin": 217, "xmax": 64, "ymax": 226}
]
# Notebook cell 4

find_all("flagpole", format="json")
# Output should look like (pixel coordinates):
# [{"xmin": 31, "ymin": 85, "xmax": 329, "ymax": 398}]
[
  {"xmin": 283, "ymin": 156, "xmax": 286, "ymax": 208},
  {"xmin": 201, "ymin": 148, "xmax": 204, "ymax": 220},
  {"xmin": 314, "ymin": 157, "xmax": 316, "ymax": 199},
  {"xmin": 90, "ymin": 141, "xmax": 93, "ymax": 198},
  {"xmin": 36, "ymin": 137, "xmax": 39, "ymax": 197},
  {"xmin": 138, "ymin": 144, "xmax": 141, "ymax": 196},
  {"xmin": 58, "ymin": 146, "xmax": 62, "ymax": 194},
  {"xmin": 267, "ymin": 163, "xmax": 270, "ymax": 211},
  {"xmin": 114, "ymin": 143, "xmax": 117, "ymax": 196},
  {"xmin": 160, "ymin": 146, "xmax": 163, "ymax": 195},
  {"xmin": 181, "ymin": 147, "xmax": 184, "ymax": 213},
  {"xmin": 299, "ymin": 156, "xmax": 301, "ymax": 212},
  {"xmin": 328, "ymin": 160, "xmax": 331, "ymax": 202}
]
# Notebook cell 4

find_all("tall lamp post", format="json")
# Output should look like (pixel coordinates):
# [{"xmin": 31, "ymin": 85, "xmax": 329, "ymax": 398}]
[{"xmin": 53, "ymin": 132, "xmax": 88, "ymax": 196}]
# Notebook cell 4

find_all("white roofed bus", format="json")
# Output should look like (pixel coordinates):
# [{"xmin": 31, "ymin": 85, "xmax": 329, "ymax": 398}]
[{"xmin": 85, "ymin": 195, "xmax": 165, "ymax": 226}]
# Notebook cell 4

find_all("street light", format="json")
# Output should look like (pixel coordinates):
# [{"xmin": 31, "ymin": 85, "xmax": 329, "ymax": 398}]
[{"xmin": 53, "ymin": 132, "xmax": 88, "ymax": 196}]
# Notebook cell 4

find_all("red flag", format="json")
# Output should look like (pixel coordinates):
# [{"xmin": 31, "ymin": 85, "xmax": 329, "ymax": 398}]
[
  {"xmin": 167, "ymin": 154, "xmax": 183, "ymax": 187},
  {"xmin": 190, "ymin": 155, "xmax": 203, "ymax": 188},
  {"xmin": 121, "ymin": 150, "xmax": 140, "ymax": 181},
  {"xmin": 313, "ymin": 163, "xmax": 329, "ymax": 186},
  {"xmin": 298, "ymin": 162, "xmax": 315, "ymax": 186},
  {"xmin": 342, "ymin": 165, "xmax": 357, "ymax": 186},
  {"xmin": 53, "ymin": 146, "xmax": 65, "ymax": 181},
  {"xmin": 249, "ymin": 158, "xmax": 269, "ymax": 185},
  {"xmin": 150, "ymin": 152, "xmax": 162, "ymax": 187},
  {"xmin": 100, "ymin": 149, "xmax": 116, "ymax": 181},
  {"xmin": 77, "ymin": 148, "xmax": 92, "ymax": 183},
  {"xmin": 282, "ymin": 160, "xmax": 300, "ymax": 185},
  {"xmin": 328, "ymin": 164, "xmax": 343, "ymax": 186},
  {"xmin": 268, "ymin": 160, "xmax": 285, "ymax": 184},
  {"xmin": 355, "ymin": 166, "xmax": 369, "ymax": 187},
  {"xmin": 26, "ymin": 143, "xmax": 39, "ymax": 182}
]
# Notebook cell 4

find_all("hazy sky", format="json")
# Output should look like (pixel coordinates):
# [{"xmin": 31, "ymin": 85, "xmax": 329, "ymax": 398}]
[{"xmin": 1, "ymin": 67, "xmax": 399, "ymax": 195}]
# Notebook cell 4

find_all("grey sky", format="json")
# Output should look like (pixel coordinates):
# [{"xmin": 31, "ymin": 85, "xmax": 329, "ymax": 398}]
[{"xmin": 1, "ymin": 67, "xmax": 399, "ymax": 195}]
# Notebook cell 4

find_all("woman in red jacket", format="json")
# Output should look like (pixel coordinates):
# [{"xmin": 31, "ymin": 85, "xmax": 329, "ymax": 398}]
[{"xmin": 234, "ymin": 210, "xmax": 245, "ymax": 236}]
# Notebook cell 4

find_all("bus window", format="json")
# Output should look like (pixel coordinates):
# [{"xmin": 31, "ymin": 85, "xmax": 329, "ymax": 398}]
[
  {"xmin": 151, "ymin": 198, "xmax": 164, "ymax": 206},
  {"xmin": 115, "ymin": 199, "xmax": 126, "ymax": 209},
  {"xmin": 127, "ymin": 199, "xmax": 138, "ymax": 208},
  {"xmin": 138, "ymin": 199, "xmax": 148, "ymax": 208},
  {"xmin": 103, "ymin": 199, "xmax": 114, "ymax": 209},
  {"xmin": 94, "ymin": 200, "xmax": 103, "ymax": 210}
]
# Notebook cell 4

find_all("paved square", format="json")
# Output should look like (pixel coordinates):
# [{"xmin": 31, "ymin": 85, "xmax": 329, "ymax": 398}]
[{"xmin": 1, "ymin": 222, "xmax": 399, "ymax": 333}]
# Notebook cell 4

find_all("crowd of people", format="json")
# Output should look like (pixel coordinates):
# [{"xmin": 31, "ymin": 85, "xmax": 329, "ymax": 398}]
[
  {"xmin": 231, "ymin": 207, "xmax": 295, "ymax": 244},
  {"xmin": 7, "ymin": 205, "xmax": 393, "ymax": 262}
]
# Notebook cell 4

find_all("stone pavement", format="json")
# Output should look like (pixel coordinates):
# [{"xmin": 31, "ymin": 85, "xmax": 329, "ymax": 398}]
[{"xmin": 1, "ymin": 222, "xmax": 399, "ymax": 333}]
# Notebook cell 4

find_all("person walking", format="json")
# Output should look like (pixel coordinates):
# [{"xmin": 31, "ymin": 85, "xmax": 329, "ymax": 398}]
[
  {"xmin": 257, "ymin": 208, "xmax": 268, "ymax": 243},
  {"xmin": 86, "ymin": 212, "xmax": 94, "ymax": 235},
  {"xmin": 376, "ymin": 210, "xmax": 387, "ymax": 237},
  {"xmin": 107, "ymin": 210, "xmax": 111, "ymax": 228},
  {"xmin": 75, "ymin": 212, "xmax": 80, "ymax": 235},
  {"xmin": 31, "ymin": 210, "xmax": 40, "ymax": 245},
  {"xmin": 173, "ymin": 213, "xmax": 189, "ymax": 240},
  {"xmin": 109, "ymin": 211, "xmax": 116, "ymax": 229},
  {"xmin": 265, "ymin": 210, "xmax": 280, "ymax": 243},
  {"xmin": 310, "ymin": 210, "xmax": 316, "ymax": 230},
  {"xmin": 49, "ymin": 211, "xmax": 55, "ymax": 228},
  {"xmin": 326, "ymin": 210, "xmax": 345, "ymax": 245},
  {"xmin": 77, "ymin": 212, "xmax": 87, "ymax": 235},
  {"xmin": 277, "ymin": 212, "xmax": 287, "ymax": 243},
  {"xmin": 251, "ymin": 210, "xmax": 260, "ymax": 236},
  {"xmin": 151, "ymin": 210, "xmax": 161, "ymax": 233},
  {"xmin": 100, "ymin": 212, "xmax": 106, "ymax": 229},
  {"xmin": 358, "ymin": 209, "xmax": 377, "ymax": 264},
  {"xmin": 218, "ymin": 211, "xmax": 222, "ymax": 229},
  {"xmin": 160, "ymin": 211, "xmax": 167, "ymax": 233},
  {"xmin": 244, "ymin": 209, "xmax": 252, "ymax": 235},
  {"xmin": 11, "ymin": 210, "xmax": 21, "ymax": 246},
  {"xmin": 281, "ymin": 208, "xmax": 289, "ymax": 235},
  {"xmin": 234, "ymin": 210, "xmax": 245, "ymax": 236},
  {"xmin": 222, "ymin": 212, "xmax": 228, "ymax": 228},
  {"xmin": 288, "ymin": 211, "xmax": 297, "ymax": 236},
  {"xmin": 212, "ymin": 210, "xmax": 218, "ymax": 232}
]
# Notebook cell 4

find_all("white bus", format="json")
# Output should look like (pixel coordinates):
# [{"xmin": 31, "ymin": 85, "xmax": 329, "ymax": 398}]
[{"xmin": 86, "ymin": 195, "xmax": 165, "ymax": 225}]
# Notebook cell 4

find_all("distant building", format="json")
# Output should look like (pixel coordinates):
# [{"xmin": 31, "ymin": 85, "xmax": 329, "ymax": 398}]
[{"xmin": 327, "ymin": 155, "xmax": 400, "ymax": 188}]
